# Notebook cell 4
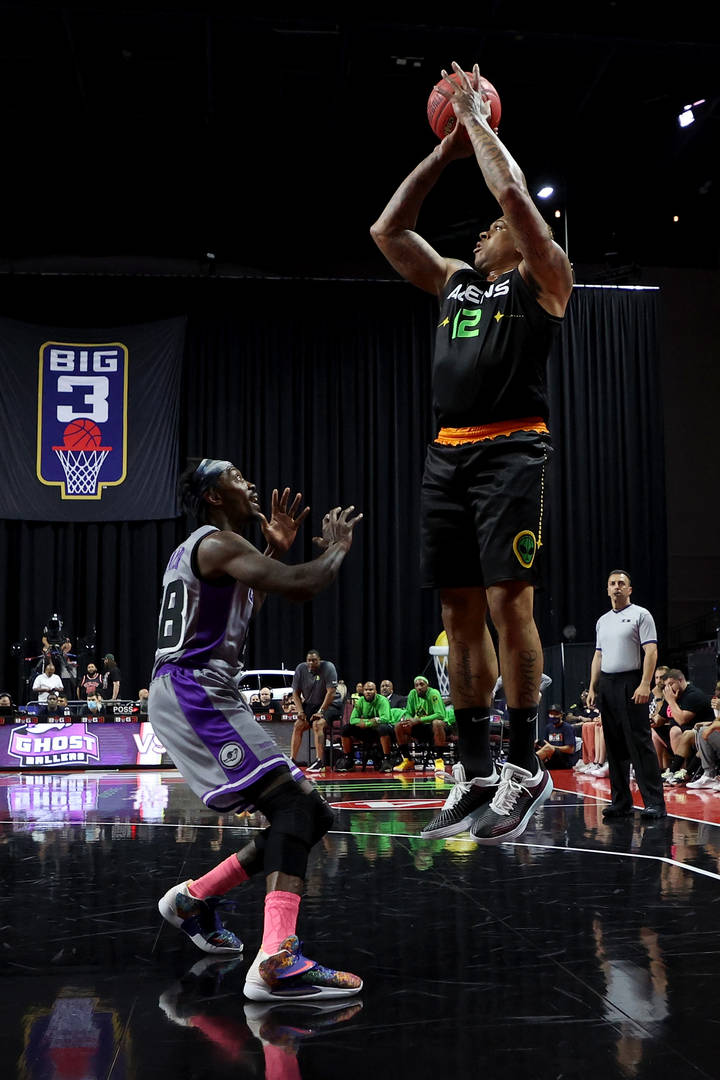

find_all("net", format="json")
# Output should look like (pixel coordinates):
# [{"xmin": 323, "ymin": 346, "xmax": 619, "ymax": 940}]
[
  {"xmin": 429, "ymin": 644, "xmax": 450, "ymax": 698},
  {"xmin": 54, "ymin": 447, "xmax": 110, "ymax": 496}
]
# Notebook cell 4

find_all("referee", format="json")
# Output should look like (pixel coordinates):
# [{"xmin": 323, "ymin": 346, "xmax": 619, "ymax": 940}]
[{"xmin": 587, "ymin": 570, "xmax": 667, "ymax": 820}]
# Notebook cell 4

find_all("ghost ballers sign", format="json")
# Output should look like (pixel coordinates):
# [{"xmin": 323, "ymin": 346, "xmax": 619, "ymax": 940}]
[
  {"xmin": 8, "ymin": 724, "xmax": 101, "ymax": 767},
  {"xmin": 0, "ymin": 315, "xmax": 185, "ymax": 521}
]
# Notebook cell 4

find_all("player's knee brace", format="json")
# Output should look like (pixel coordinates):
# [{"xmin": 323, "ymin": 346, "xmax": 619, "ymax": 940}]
[{"xmin": 255, "ymin": 781, "xmax": 335, "ymax": 879}]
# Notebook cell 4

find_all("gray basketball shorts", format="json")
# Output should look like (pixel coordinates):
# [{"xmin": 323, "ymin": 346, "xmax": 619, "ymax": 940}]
[{"xmin": 149, "ymin": 664, "xmax": 304, "ymax": 812}]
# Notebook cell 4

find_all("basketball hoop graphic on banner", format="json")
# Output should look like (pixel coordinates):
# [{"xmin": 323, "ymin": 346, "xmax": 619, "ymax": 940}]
[{"xmin": 37, "ymin": 342, "xmax": 128, "ymax": 500}]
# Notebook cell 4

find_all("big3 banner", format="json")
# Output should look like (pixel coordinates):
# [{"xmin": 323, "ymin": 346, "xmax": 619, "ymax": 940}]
[{"xmin": 0, "ymin": 315, "xmax": 185, "ymax": 520}]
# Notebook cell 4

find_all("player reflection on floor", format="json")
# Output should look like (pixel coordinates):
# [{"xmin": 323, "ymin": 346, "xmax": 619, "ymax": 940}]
[{"xmin": 158, "ymin": 954, "xmax": 363, "ymax": 1077}]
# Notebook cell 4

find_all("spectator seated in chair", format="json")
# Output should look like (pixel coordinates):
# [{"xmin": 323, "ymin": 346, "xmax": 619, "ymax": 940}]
[
  {"xmin": 687, "ymin": 693, "xmax": 720, "ymax": 790},
  {"xmin": 379, "ymin": 679, "xmax": 407, "ymax": 716},
  {"xmin": 535, "ymin": 704, "xmax": 580, "ymax": 770},
  {"xmin": 37, "ymin": 692, "xmax": 66, "ymax": 720},
  {"xmin": 393, "ymin": 676, "xmax": 450, "ymax": 773},
  {"xmin": 336, "ymin": 681, "xmax": 393, "ymax": 772},
  {"xmin": 55, "ymin": 693, "xmax": 74, "ymax": 719},
  {"xmin": 649, "ymin": 666, "xmax": 672, "ymax": 773},
  {"xmin": 82, "ymin": 691, "xmax": 107, "ymax": 719},
  {"xmin": 281, "ymin": 692, "xmax": 297, "ymax": 719},
  {"xmin": 567, "ymin": 690, "xmax": 608, "ymax": 776},
  {"xmin": 250, "ymin": 686, "xmax": 284, "ymax": 722},
  {"xmin": 661, "ymin": 669, "xmax": 715, "ymax": 785}
]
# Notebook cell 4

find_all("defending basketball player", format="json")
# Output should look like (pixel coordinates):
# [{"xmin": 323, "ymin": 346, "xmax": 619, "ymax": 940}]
[
  {"xmin": 151, "ymin": 458, "xmax": 363, "ymax": 1000},
  {"xmin": 371, "ymin": 62, "xmax": 573, "ymax": 843}
]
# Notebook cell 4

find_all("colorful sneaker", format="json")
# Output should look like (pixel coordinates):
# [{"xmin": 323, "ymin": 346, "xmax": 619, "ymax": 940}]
[
  {"xmin": 243, "ymin": 936, "xmax": 363, "ymax": 1001},
  {"xmin": 306, "ymin": 759, "xmax": 325, "ymax": 773},
  {"xmin": 420, "ymin": 763, "xmax": 499, "ymax": 838},
  {"xmin": 393, "ymin": 757, "xmax": 415, "ymax": 773},
  {"xmin": 670, "ymin": 768, "xmax": 688, "ymax": 785},
  {"xmin": 244, "ymin": 999, "xmax": 363, "ymax": 1049},
  {"xmin": 661, "ymin": 768, "xmax": 674, "ymax": 783},
  {"xmin": 434, "ymin": 757, "xmax": 445, "ymax": 775},
  {"xmin": 470, "ymin": 762, "xmax": 553, "ymax": 844},
  {"xmin": 158, "ymin": 880, "xmax": 244, "ymax": 954},
  {"xmin": 686, "ymin": 773, "xmax": 717, "ymax": 789}
]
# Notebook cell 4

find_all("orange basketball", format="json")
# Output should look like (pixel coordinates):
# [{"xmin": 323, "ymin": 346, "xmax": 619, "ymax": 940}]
[
  {"xmin": 61, "ymin": 418, "xmax": 103, "ymax": 451},
  {"xmin": 427, "ymin": 71, "xmax": 501, "ymax": 144}
]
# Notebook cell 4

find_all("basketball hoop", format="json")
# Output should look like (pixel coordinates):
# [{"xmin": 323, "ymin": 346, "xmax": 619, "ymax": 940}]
[
  {"xmin": 52, "ymin": 420, "xmax": 112, "ymax": 497},
  {"xmin": 429, "ymin": 637, "xmax": 450, "ymax": 699}
]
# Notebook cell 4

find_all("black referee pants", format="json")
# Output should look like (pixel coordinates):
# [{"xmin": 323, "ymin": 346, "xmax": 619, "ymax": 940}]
[{"xmin": 598, "ymin": 670, "xmax": 665, "ymax": 812}]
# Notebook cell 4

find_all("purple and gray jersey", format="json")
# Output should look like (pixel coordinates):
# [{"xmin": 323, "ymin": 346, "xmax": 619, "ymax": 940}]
[
  {"xmin": 149, "ymin": 525, "xmax": 304, "ymax": 812},
  {"xmin": 152, "ymin": 526, "xmax": 254, "ymax": 681}
]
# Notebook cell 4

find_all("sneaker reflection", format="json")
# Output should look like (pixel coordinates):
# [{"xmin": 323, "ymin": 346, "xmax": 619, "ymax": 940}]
[
  {"xmin": 158, "ymin": 955, "xmax": 362, "ymax": 1076},
  {"xmin": 245, "ymin": 1000, "xmax": 363, "ymax": 1079}
]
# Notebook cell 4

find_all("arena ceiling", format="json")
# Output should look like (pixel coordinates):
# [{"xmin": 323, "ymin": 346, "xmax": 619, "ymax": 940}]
[{"xmin": 1, "ymin": 4, "xmax": 718, "ymax": 279}]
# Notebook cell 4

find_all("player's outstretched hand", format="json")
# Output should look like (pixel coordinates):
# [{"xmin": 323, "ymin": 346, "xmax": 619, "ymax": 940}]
[
  {"xmin": 259, "ymin": 487, "xmax": 311, "ymax": 554},
  {"xmin": 437, "ymin": 62, "xmax": 493, "ymax": 131},
  {"xmin": 313, "ymin": 506, "xmax": 363, "ymax": 552}
]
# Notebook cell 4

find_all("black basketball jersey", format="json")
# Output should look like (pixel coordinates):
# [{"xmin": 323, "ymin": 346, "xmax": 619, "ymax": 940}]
[{"xmin": 432, "ymin": 267, "xmax": 563, "ymax": 428}]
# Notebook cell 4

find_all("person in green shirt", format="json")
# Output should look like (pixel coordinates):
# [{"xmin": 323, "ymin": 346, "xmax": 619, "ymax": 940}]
[
  {"xmin": 336, "ymin": 681, "xmax": 394, "ymax": 772},
  {"xmin": 394, "ymin": 675, "xmax": 450, "ymax": 772}
]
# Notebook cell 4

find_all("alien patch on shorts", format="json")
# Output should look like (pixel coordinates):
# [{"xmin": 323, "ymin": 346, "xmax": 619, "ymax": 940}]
[{"xmin": 513, "ymin": 530, "xmax": 537, "ymax": 568}]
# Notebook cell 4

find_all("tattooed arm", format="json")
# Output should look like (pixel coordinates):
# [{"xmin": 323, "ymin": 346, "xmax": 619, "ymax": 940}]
[
  {"xmin": 370, "ymin": 122, "xmax": 473, "ymax": 296},
  {"xmin": 440, "ymin": 62, "xmax": 573, "ymax": 317}
]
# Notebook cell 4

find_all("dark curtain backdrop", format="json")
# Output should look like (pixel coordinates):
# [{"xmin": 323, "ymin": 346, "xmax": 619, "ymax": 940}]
[
  {"xmin": 543, "ymin": 284, "xmax": 667, "ymax": 650},
  {"xmin": 0, "ymin": 275, "xmax": 665, "ymax": 704}
]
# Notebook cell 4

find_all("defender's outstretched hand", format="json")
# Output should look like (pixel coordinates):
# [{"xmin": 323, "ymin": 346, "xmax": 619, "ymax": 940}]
[
  {"xmin": 313, "ymin": 506, "xmax": 363, "ymax": 553},
  {"xmin": 259, "ymin": 487, "xmax": 311, "ymax": 555}
]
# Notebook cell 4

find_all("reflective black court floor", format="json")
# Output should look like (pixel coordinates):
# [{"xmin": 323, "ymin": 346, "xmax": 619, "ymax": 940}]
[{"xmin": 2, "ymin": 768, "xmax": 720, "ymax": 1080}]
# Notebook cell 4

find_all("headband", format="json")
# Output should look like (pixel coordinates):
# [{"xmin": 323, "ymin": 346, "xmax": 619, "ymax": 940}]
[{"xmin": 186, "ymin": 458, "xmax": 233, "ymax": 517}]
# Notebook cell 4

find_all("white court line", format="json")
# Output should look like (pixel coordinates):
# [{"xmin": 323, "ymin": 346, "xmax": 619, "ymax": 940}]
[
  {"xmin": 553, "ymin": 783, "xmax": 720, "ymax": 829},
  {"xmin": 5, "ymin": 815, "xmax": 720, "ymax": 882},
  {"xmin": 508, "ymin": 840, "xmax": 720, "ymax": 882}
]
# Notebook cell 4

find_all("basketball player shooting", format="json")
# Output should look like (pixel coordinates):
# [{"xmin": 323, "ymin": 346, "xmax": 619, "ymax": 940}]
[
  {"xmin": 371, "ymin": 62, "xmax": 573, "ymax": 844},
  {"xmin": 151, "ymin": 458, "xmax": 363, "ymax": 1000}
]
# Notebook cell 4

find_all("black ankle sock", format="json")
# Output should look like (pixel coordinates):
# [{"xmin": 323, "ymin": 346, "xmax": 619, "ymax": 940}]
[
  {"xmin": 507, "ymin": 707, "xmax": 539, "ymax": 773},
  {"xmin": 668, "ymin": 754, "xmax": 684, "ymax": 772},
  {"xmin": 454, "ymin": 707, "xmax": 493, "ymax": 779}
]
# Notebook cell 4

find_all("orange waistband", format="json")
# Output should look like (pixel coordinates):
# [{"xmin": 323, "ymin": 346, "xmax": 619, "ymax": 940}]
[{"xmin": 435, "ymin": 417, "xmax": 549, "ymax": 445}]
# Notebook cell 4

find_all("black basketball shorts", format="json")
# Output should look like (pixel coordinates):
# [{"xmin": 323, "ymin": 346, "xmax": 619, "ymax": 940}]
[{"xmin": 420, "ymin": 431, "xmax": 551, "ymax": 590}]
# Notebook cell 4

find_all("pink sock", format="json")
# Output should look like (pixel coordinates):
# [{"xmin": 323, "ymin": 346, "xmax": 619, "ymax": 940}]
[
  {"xmin": 261, "ymin": 890, "xmax": 301, "ymax": 954},
  {"xmin": 264, "ymin": 1044, "xmax": 301, "ymax": 1080},
  {"xmin": 188, "ymin": 854, "xmax": 249, "ymax": 899}
]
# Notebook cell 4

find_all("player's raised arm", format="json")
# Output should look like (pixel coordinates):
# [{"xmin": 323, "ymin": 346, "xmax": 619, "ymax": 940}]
[
  {"xmin": 439, "ymin": 61, "xmax": 573, "ymax": 316},
  {"xmin": 370, "ymin": 123, "xmax": 474, "ymax": 296},
  {"xmin": 198, "ymin": 506, "xmax": 362, "ymax": 603}
]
